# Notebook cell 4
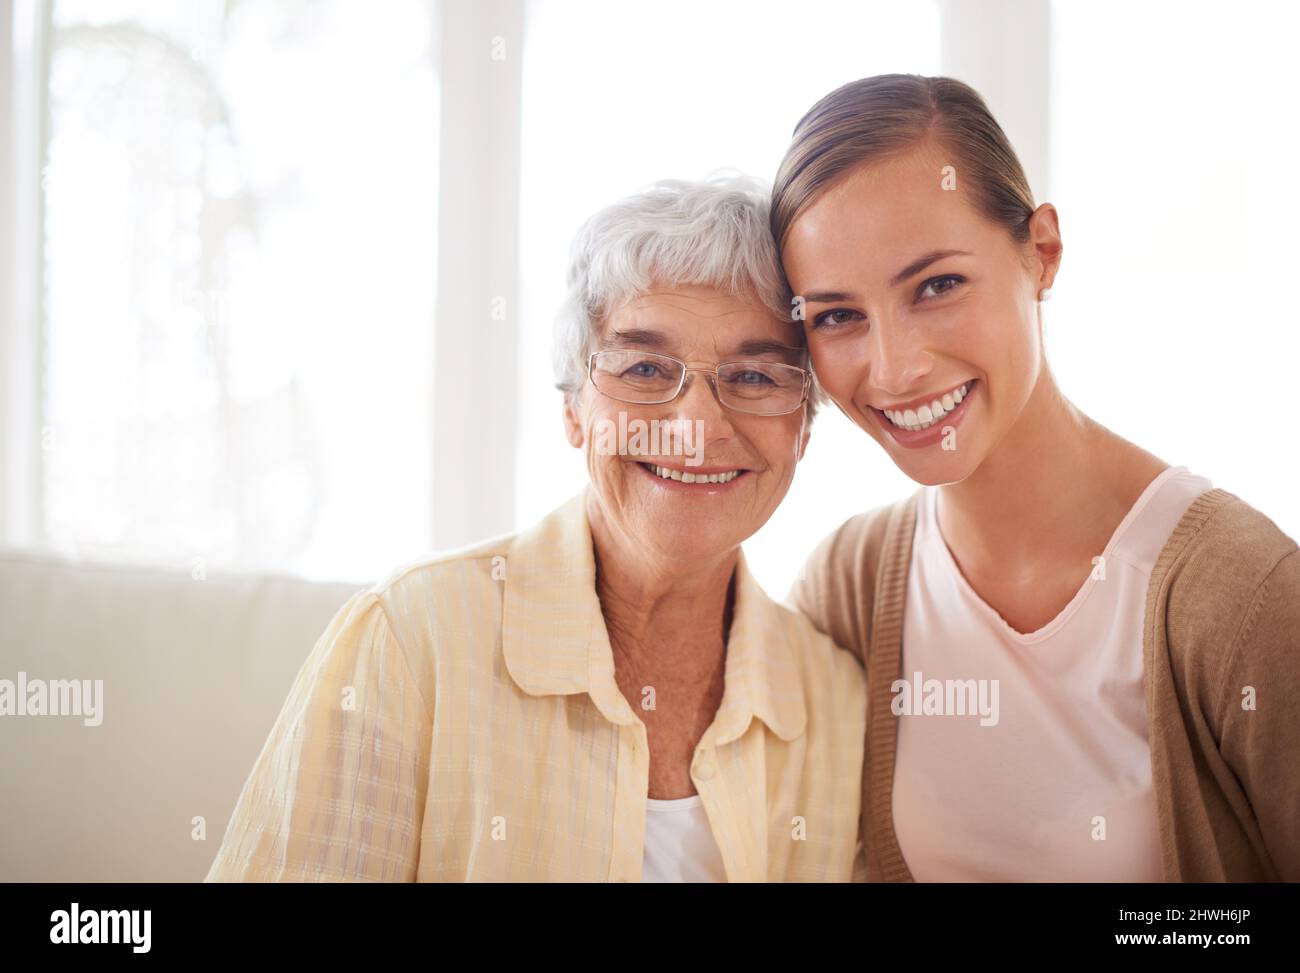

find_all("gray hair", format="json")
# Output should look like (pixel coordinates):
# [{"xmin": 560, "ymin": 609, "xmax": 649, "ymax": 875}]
[{"xmin": 552, "ymin": 172, "xmax": 820, "ymax": 417}]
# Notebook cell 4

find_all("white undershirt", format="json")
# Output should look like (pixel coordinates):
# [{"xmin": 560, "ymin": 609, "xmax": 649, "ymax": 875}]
[
  {"xmin": 641, "ymin": 795, "xmax": 728, "ymax": 882},
  {"xmin": 893, "ymin": 465, "xmax": 1213, "ymax": 881}
]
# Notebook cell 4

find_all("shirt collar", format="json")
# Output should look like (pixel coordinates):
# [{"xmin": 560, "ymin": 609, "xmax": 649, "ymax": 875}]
[{"xmin": 501, "ymin": 490, "xmax": 807, "ymax": 744}]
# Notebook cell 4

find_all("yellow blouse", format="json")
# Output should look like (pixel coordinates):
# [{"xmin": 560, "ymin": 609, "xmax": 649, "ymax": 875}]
[{"xmin": 205, "ymin": 492, "xmax": 867, "ymax": 882}]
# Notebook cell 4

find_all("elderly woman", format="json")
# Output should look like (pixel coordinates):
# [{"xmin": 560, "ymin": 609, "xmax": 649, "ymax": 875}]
[{"xmin": 204, "ymin": 175, "xmax": 867, "ymax": 882}]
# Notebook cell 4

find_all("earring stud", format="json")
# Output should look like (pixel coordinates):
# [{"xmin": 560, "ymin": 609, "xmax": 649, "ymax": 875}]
[{"xmin": 1039, "ymin": 287, "xmax": 1052, "ymax": 302}]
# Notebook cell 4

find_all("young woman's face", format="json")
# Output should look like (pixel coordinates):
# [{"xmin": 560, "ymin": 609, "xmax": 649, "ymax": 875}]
[{"xmin": 781, "ymin": 142, "xmax": 1059, "ymax": 486}]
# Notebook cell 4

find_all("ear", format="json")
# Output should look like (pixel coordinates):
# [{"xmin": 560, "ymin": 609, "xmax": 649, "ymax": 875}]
[
  {"xmin": 796, "ymin": 408, "xmax": 812, "ymax": 462},
  {"xmin": 562, "ymin": 390, "xmax": 585, "ymax": 449},
  {"xmin": 1027, "ymin": 203, "xmax": 1063, "ymax": 292}
]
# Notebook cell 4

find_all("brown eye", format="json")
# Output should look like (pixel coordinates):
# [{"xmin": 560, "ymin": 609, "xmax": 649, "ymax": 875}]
[
  {"xmin": 811, "ymin": 308, "xmax": 864, "ymax": 329},
  {"xmin": 919, "ymin": 274, "xmax": 964, "ymax": 299}
]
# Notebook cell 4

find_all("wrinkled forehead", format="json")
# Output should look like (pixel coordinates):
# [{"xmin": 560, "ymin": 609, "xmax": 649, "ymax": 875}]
[{"xmin": 599, "ymin": 287, "xmax": 805, "ymax": 362}]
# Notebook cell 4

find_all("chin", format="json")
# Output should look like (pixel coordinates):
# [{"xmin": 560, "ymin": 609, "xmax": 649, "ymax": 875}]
[
  {"xmin": 890, "ymin": 448, "xmax": 983, "ymax": 488},
  {"xmin": 660, "ymin": 520, "xmax": 751, "ymax": 561}
]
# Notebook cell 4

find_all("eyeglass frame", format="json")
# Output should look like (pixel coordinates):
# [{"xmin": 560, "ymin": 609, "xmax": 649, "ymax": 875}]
[{"xmin": 585, "ymin": 350, "xmax": 812, "ymax": 417}]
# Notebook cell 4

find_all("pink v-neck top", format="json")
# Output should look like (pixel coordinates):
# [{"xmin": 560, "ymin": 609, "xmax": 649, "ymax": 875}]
[{"xmin": 892, "ymin": 465, "xmax": 1214, "ymax": 881}]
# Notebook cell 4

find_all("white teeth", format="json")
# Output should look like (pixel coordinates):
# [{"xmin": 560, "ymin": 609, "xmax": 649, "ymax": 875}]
[
  {"xmin": 646, "ymin": 464, "xmax": 741, "ymax": 484},
  {"xmin": 882, "ymin": 382, "xmax": 972, "ymax": 431}
]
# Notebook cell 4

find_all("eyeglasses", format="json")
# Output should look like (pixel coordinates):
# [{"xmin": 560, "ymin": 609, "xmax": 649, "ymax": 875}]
[{"xmin": 586, "ymin": 350, "xmax": 811, "ymax": 416}]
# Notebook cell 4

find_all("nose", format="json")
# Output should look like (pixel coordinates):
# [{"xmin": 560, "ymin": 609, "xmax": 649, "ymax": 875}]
[
  {"xmin": 867, "ymin": 316, "xmax": 933, "ymax": 397},
  {"xmin": 663, "ymin": 370, "xmax": 737, "ymax": 444}
]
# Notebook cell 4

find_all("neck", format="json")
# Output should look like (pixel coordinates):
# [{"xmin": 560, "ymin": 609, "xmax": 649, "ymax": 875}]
[
  {"xmin": 938, "ymin": 363, "xmax": 1111, "ymax": 560},
  {"xmin": 585, "ymin": 493, "xmax": 735, "ymax": 684}
]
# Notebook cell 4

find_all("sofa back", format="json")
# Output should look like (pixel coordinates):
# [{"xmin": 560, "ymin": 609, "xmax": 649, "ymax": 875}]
[{"xmin": 0, "ymin": 547, "xmax": 363, "ymax": 881}]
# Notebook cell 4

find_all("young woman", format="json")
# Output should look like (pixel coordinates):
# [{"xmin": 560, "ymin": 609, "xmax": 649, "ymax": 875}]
[{"xmin": 774, "ymin": 74, "xmax": 1299, "ymax": 882}]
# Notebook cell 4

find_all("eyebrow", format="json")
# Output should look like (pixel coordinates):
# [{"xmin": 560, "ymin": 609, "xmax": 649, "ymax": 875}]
[
  {"xmin": 889, "ymin": 249, "xmax": 972, "ymax": 287},
  {"xmin": 730, "ymin": 338, "xmax": 804, "ymax": 361},
  {"xmin": 801, "ymin": 249, "xmax": 973, "ymax": 304},
  {"xmin": 601, "ymin": 328, "xmax": 667, "ymax": 349},
  {"xmin": 601, "ymin": 329, "xmax": 802, "ymax": 361}
]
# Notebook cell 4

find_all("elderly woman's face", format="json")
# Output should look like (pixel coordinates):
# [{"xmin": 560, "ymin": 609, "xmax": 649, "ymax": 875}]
[{"xmin": 564, "ymin": 283, "xmax": 810, "ymax": 561}]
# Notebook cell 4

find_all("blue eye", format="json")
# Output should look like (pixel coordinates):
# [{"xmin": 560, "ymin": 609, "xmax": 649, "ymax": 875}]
[
  {"xmin": 624, "ymin": 361, "xmax": 665, "ymax": 379},
  {"xmin": 730, "ymin": 369, "xmax": 776, "ymax": 386}
]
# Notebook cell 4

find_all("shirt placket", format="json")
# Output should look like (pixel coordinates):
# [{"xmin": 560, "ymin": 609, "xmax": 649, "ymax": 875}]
[
  {"xmin": 608, "ymin": 719, "xmax": 649, "ymax": 882},
  {"xmin": 693, "ymin": 730, "xmax": 765, "ymax": 882}
]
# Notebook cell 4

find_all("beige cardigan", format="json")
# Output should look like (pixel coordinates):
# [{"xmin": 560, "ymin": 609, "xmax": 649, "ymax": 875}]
[{"xmin": 789, "ymin": 486, "xmax": 1300, "ymax": 882}]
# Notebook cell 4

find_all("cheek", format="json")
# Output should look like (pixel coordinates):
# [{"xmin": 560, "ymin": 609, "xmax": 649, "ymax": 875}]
[
  {"xmin": 579, "ymin": 406, "xmax": 623, "ymax": 475},
  {"xmin": 947, "ymin": 305, "xmax": 998, "ymax": 361},
  {"xmin": 808, "ymin": 338, "xmax": 863, "ymax": 399},
  {"xmin": 753, "ymin": 420, "xmax": 805, "ymax": 475},
  {"xmin": 963, "ymin": 293, "xmax": 1037, "ymax": 388}
]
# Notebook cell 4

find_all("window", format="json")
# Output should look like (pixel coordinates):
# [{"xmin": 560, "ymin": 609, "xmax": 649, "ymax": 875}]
[
  {"xmin": 38, "ymin": 0, "xmax": 439, "ymax": 582},
  {"xmin": 1049, "ymin": 0, "xmax": 1300, "ymax": 541}
]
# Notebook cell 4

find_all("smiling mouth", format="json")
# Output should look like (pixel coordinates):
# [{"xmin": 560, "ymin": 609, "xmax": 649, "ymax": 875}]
[
  {"xmin": 878, "ymin": 380, "xmax": 975, "ymax": 432},
  {"xmin": 637, "ymin": 462, "xmax": 746, "ymax": 485}
]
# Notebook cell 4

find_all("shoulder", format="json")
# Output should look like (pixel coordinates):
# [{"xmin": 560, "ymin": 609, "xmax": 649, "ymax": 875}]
[
  {"xmin": 763, "ymin": 592, "xmax": 867, "ymax": 735},
  {"xmin": 808, "ymin": 496, "xmax": 912, "ymax": 567},
  {"xmin": 771, "ymin": 594, "xmax": 865, "ymax": 682},
  {"xmin": 787, "ymin": 492, "xmax": 920, "ymax": 661},
  {"xmin": 1159, "ymin": 488, "xmax": 1298, "ymax": 619},
  {"xmin": 1156, "ymin": 489, "xmax": 1300, "ymax": 699},
  {"xmin": 347, "ymin": 531, "xmax": 523, "ymax": 683},
  {"xmin": 367, "ymin": 532, "xmax": 514, "ymax": 602},
  {"xmin": 360, "ymin": 531, "xmax": 525, "ymax": 640},
  {"xmin": 802, "ymin": 492, "xmax": 920, "ymax": 590}
]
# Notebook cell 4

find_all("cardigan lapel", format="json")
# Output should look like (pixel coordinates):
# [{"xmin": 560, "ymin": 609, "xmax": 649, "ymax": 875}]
[
  {"xmin": 1141, "ymin": 486, "xmax": 1239, "ymax": 882},
  {"xmin": 865, "ymin": 490, "xmax": 920, "ymax": 882}
]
